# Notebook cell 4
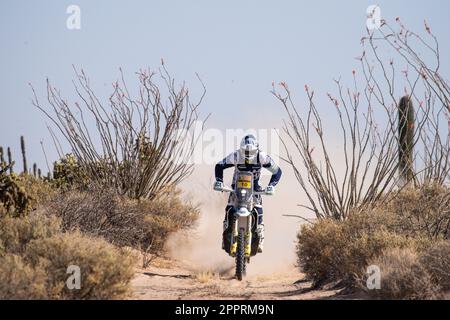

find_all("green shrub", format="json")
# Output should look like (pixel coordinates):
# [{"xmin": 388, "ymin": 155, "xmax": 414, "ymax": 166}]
[
  {"xmin": 0, "ymin": 164, "xmax": 31, "ymax": 216},
  {"xmin": 51, "ymin": 154, "xmax": 88, "ymax": 190},
  {"xmin": 0, "ymin": 164, "xmax": 55, "ymax": 217}
]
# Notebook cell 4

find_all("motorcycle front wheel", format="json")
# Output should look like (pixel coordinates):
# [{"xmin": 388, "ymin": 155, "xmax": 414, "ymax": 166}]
[{"xmin": 235, "ymin": 228, "xmax": 246, "ymax": 281}]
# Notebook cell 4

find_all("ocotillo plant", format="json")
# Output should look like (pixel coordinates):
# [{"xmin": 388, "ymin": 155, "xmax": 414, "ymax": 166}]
[
  {"xmin": 398, "ymin": 96, "xmax": 415, "ymax": 185},
  {"xmin": 20, "ymin": 135, "xmax": 28, "ymax": 174},
  {"xmin": 7, "ymin": 147, "xmax": 13, "ymax": 174}
]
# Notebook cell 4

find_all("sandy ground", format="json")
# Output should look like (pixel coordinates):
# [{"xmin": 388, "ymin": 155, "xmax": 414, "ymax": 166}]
[{"xmin": 131, "ymin": 257, "xmax": 350, "ymax": 300}]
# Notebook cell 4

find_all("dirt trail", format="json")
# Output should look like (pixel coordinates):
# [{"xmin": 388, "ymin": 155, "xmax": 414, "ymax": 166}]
[{"xmin": 131, "ymin": 257, "xmax": 345, "ymax": 300}]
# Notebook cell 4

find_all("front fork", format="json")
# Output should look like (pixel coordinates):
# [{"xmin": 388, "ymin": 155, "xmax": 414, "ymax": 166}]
[{"xmin": 230, "ymin": 214, "xmax": 252, "ymax": 257}]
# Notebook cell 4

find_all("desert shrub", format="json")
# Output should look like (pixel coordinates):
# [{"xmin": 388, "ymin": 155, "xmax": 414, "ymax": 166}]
[
  {"xmin": 367, "ymin": 248, "xmax": 441, "ymax": 300},
  {"xmin": 296, "ymin": 219, "xmax": 345, "ymax": 286},
  {"xmin": 386, "ymin": 184, "xmax": 449, "ymax": 240},
  {"xmin": 137, "ymin": 189, "xmax": 200, "ymax": 253},
  {"xmin": 0, "ymin": 164, "xmax": 55, "ymax": 217},
  {"xmin": 296, "ymin": 212, "xmax": 414, "ymax": 287},
  {"xmin": 46, "ymin": 187, "xmax": 199, "ymax": 254},
  {"xmin": 0, "ymin": 164, "xmax": 31, "ymax": 216},
  {"xmin": 0, "ymin": 254, "xmax": 49, "ymax": 299},
  {"xmin": 0, "ymin": 213, "xmax": 135, "ymax": 299},
  {"xmin": 16, "ymin": 174, "xmax": 55, "ymax": 207},
  {"xmin": 296, "ymin": 185, "xmax": 449, "ymax": 291},
  {"xmin": 51, "ymin": 154, "xmax": 88, "ymax": 191},
  {"xmin": 23, "ymin": 232, "xmax": 135, "ymax": 299},
  {"xmin": 420, "ymin": 241, "xmax": 450, "ymax": 291},
  {"xmin": 0, "ymin": 214, "xmax": 60, "ymax": 255},
  {"xmin": 46, "ymin": 189, "xmax": 146, "ymax": 248}
]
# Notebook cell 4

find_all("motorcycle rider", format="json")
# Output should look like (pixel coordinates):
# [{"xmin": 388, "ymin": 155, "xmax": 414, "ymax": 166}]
[{"xmin": 213, "ymin": 134, "xmax": 282, "ymax": 253}]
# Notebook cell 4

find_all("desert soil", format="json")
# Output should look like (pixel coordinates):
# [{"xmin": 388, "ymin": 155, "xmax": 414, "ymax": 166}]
[{"xmin": 131, "ymin": 257, "xmax": 352, "ymax": 300}]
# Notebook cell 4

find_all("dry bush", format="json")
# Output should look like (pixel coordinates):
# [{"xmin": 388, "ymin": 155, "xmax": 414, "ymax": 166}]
[
  {"xmin": 0, "ymin": 254, "xmax": 49, "ymax": 299},
  {"xmin": 367, "ymin": 248, "xmax": 441, "ymax": 300},
  {"xmin": 24, "ymin": 232, "xmax": 135, "ymax": 299},
  {"xmin": 46, "ymin": 188, "xmax": 147, "ymax": 248},
  {"xmin": 386, "ymin": 184, "xmax": 449, "ymax": 240},
  {"xmin": 296, "ymin": 219, "xmax": 345, "ymax": 286},
  {"xmin": 0, "ymin": 213, "xmax": 60, "ymax": 255},
  {"xmin": 297, "ymin": 212, "xmax": 414, "ymax": 287},
  {"xmin": 139, "ymin": 189, "xmax": 199, "ymax": 253},
  {"xmin": 46, "ymin": 187, "xmax": 199, "ymax": 256},
  {"xmin": 297, "ymin": 184, "xmax": 448, "ymax": 288},
  {"xmin": 0, "ymin": 213, "xmax": 135, "ymax": 299},
  {"xmin": 420, "ymin": 241, "xmax": 450, "ymax": 291}
]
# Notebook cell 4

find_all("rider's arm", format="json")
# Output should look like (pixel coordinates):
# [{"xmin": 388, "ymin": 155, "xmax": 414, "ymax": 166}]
[
  {"xmin": 259, "ymin": 152, "xmax": 282, "ymax": 186},
  {"xmin": 215, "ymin": 152, "xmax": 237, "ymax": 182}
]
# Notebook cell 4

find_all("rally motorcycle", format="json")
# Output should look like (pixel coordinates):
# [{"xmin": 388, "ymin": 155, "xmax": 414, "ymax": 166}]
[{"xmin": 215, "ymin": 171, "xmax": 272, "ymax": 281}]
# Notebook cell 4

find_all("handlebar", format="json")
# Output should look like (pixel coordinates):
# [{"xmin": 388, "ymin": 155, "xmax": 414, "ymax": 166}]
[{"xmin": 217, "ymin": 185, "xmax": 271, "ymax": 196}]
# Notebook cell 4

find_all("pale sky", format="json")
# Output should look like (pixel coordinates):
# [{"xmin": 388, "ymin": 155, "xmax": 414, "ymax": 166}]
[{"xmin": 1, "ymin": 0, "xmax": 449, "ymax": 170}]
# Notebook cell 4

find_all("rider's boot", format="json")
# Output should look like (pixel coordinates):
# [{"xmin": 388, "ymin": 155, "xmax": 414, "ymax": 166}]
[
  {"xmin": 254, "ymin": 205, "xmax": 264, "ymax": 253},
  {"xmin": 257, "ymin": 223, "xmax": 265, "ymax": 253},
  {"xmin": 221, "ymin": 218, "xmax": 228, "ymax": 249},
  {"xmin": 222, "ymin": 205, "xmax": 234, "ymax": 250}
]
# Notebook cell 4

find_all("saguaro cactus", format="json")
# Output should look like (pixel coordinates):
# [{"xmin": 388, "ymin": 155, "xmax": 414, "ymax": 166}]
[
  {"xmin": 20, "ymin": 136, "xmax": 28, "ymax": 174},
  {"xmin": 0, "ymin": 146, "xmax": 4, "ymax": 164},
  {"xmin": 7, "ymin": 147, "xmax": 13, "ymax": 174},
  {"xmin": 398, "ymin": 96, "xmax": 415, "ymax": 185}
]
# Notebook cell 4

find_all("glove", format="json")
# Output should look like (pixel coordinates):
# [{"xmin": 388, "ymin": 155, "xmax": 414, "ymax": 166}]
[
  {"xmin": 213, "ymin": 180, "xmax": 224, "ymax": 191},
  {"xmin": 265, "ymin": 185, "xmax": 275, "ymax": 195}
]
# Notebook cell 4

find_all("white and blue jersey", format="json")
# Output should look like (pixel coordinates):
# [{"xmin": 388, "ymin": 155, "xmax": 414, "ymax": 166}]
[{"xmin": 215, "ymin": 150, "xmax": 282, "ymax": 190}]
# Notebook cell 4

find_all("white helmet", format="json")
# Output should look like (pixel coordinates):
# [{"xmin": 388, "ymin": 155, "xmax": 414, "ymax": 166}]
[{"xmin": 240, "ymin": 134, "xmax": 259, "ymax": 163}]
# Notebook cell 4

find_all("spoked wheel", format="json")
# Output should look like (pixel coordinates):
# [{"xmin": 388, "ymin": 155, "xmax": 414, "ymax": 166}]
[{"xmin": 235, "ymin": 228, "xmax": 246, "ymax": 281}]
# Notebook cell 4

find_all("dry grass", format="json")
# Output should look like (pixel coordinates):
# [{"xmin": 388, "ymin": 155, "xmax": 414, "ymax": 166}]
[
  {"xmin": 0, "ymin": 213, "xmax": 135, "ymax": 299},
  {"xmin": 420, "ymin": 241, "xmax": 450, "ymax": 291},
  {"xmin": 194, "ymin": 271, "xmax": 218, "ymax": 283}
]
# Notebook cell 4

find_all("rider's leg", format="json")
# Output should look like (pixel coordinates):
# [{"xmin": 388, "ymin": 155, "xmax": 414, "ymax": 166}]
[
  {"xmin": 222, "ymin": 205, "xmax": 235, "ymax": 249},
  {"xmin": 254, "ymin": 202, "xmax": 264, "ymax": 253}
]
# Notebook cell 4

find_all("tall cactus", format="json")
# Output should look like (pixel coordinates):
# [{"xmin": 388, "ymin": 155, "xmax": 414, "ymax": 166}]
[
  {"xmin": 33, "ymin": 163, "xmax": 37, "ymax": 177},
  {"xmin": 7, "ymin": 147, "xmax": 13, "ymax": 174},
  {"xmin": 20, "ymin": 136, "xmax": 28, "ymax": 174},
  {"xmin": 0, "ymin": 146, "xmax": 4, "ymax": 164},
  {"xmin": 398, "ymin": 96, "xmax": 415, "ymax": 185}
]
